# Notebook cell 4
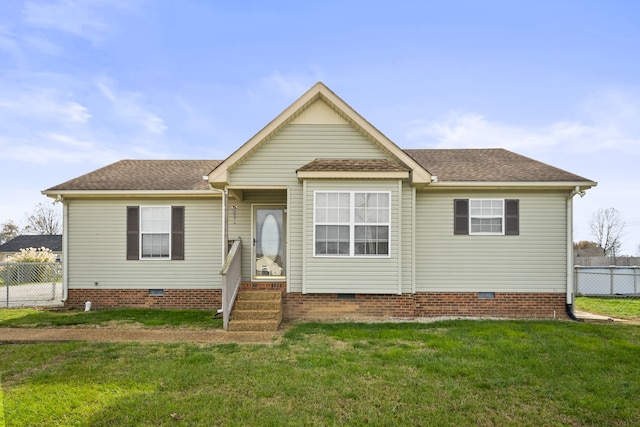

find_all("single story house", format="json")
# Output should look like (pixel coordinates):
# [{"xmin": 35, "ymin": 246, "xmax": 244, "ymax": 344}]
[
  {"xmin": 43, "ymin": 82, "xmax": 596, "ymax": 322},
  {"xmin": 0, "ymin": 235, "xmax": 63, "ymax": 262}
]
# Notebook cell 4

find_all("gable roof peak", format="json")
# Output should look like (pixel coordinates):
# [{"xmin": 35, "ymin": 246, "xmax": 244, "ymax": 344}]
[{"xmin": 207, "ymin": 82, "xmax": 432, "ymax": 187}]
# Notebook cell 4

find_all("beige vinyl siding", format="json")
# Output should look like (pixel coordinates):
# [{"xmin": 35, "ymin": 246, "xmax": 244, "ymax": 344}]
[
  {"xmin": 415, "ymin": 190, "xmax": 568, "ymax": 293},
  {"xmin": 228, "ymin": 124, "xmax": 391, "ymax": 186},
  {"xmin": 303, "ymin": 180, "xmax": 402, "ymax": 294},
  {"xmin": 401, "ymin": 183, "xmax": 415, "ymax": 293},
  {"xmin": 67, "ymin": 198, "xmax": 222, "ymax": 289},
  {"xmin": 228, "ymin": 123, "xmax": 401, "ymax": 292}
]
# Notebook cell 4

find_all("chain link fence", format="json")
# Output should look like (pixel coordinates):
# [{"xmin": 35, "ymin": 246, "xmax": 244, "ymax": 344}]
[
  {"xmin": 575, "ymin": 266, "xmax": 639, "ymax": 296},
  {"xmin": 0, "ymin": 262, "xmax": 63, "ymax": 307}
]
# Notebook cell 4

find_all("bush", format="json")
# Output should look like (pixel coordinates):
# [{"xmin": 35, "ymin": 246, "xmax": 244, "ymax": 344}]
[
  {"xmin": 5, "ymin": 247, "xmax": 57, "ymax": 263},
  {"xmin": 2, "ymin": 247, "xmax": 58, "ymax": 284}
]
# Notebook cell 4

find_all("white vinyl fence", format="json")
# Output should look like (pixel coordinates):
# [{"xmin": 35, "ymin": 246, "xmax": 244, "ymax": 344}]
[
  {"xmin": 0, "ymin": 262, "xmax": 63, "ymax": 307},
  {"xmin": 575, "ymin": 266, "xmax": 639, "ymax": 296}
]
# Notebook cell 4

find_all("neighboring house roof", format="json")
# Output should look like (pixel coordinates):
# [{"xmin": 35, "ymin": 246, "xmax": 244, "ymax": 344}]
[
  {"xmin": 404, "ymin": 148, "xmax": 591, "ymax": 183},
  {"xmin": 0, "ymin": 235, "xmax": 62, "ymax": 252},
  {"xmin": 45, "ymin": 160, "xmax": 221, "ymax": 192}
]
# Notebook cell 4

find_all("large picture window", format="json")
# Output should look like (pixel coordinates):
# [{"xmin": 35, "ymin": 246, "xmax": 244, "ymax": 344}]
[{"xmin": 314, "ymin": 191, "xmax": 390, "ymax": 257}]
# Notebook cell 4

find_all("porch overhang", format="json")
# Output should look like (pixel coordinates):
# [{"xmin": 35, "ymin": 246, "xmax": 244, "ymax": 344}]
[{"xmin": 296, "ymin": 158, "xmax": 411, "ymax": 182}]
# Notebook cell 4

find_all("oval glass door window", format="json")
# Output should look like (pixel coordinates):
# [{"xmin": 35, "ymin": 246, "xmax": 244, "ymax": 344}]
[{"xmin": 261, "ymin": 214, "xmax": 280, "ymax": 258}]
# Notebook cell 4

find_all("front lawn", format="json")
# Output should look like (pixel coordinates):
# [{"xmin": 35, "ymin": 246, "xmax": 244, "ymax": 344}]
[
  {"xmin": 575, "ymin": 296, "xmax": 640, "ymax": 320},
  {"xmin": 1, "ymin": 320, "xmax": 639, "ymax": 426},
  {"xmin": 0, "ymin": 308, "xmax": 222, "ymax": 329}
]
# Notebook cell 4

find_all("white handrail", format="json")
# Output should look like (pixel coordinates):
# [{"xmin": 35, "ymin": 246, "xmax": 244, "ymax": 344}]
[{"xmin": 220, "ymin": 240, "xmax": 242, "ymax": 331}]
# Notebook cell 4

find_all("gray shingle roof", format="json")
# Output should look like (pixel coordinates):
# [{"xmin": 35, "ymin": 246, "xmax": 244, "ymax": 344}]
[
  {"xmin": 404, "ymin": 148, "xmax": 591, "ymax": 182},
  {"xmin": 0, "ymin": 235, "xmax": 62, "ymax": 252},
  {"xmin": 297, "ymin": 159, "xmax": 409, "ymax": 172},
  {"xmin": 45, "ymin": 160, "xmax": 221, "ymax": 191},
  {"xmin": 44, "ymin": 149, "xmax": 592, "ymax": 192}
]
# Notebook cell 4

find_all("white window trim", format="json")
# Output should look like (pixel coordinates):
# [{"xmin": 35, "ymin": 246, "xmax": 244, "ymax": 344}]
[
  {"xmin": 139, "ymin": 205, "xmax": 172, "ymax": 260},
  {"xmin": 313, "ymin": 191, "xmax": 391, "ymax": 258},
  {"xmin": 469, "ymin": 199, "xmax": 505, "ymax": 236}
]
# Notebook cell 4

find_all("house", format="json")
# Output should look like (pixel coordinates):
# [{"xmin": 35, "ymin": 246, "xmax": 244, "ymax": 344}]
[
  {"xmin": 0, "ymin": 235, "xmax": 63, "ymax": 262},
  {"xmin": 43, "ymin": 82, "xmax": 596, "ymax": 325}
]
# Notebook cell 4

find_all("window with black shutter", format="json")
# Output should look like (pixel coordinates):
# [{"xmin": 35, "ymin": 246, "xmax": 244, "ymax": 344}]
[
  {"xmin": 454, "ymin": 199, "xmax": 519, "ymax": 236},
  {"xmin": 126, "ymin": 205, "xmax": 185, "ymax": 260}
]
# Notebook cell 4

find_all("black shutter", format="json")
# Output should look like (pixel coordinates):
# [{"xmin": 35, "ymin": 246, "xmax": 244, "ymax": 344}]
[
  {"xmin": 126, "ymin": 206, "xmax": 139, "ymax": 260},
  {"xmin": 454, "ymin": 199, "xmax": 469, "ymax": 235},
  {"xmin": 171, "ymin": 206, "xmax": 185, "ymax": 260},
  {"xmin": 505, "ymin": 199, "xmax": 519, "ymax": 235}
]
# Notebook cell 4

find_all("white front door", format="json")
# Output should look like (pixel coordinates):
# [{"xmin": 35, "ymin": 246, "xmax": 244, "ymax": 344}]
[{"xmin": 253, "ymin": 206, "xmax": 286, "ymax": 280}]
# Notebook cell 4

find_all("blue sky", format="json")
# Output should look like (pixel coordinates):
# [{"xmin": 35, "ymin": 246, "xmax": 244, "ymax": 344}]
[{"xmin": 1, "ymin": 0, "xmax": 639, "ymax": 254}]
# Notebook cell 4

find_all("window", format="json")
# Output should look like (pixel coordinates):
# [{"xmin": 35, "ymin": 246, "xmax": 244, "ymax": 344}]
[
  {"xmin": 141, "ymin": 206, "xmax": 171, "ymax": 258},
  {"xmin": 470, "ymin": 199, "xmax": 504, "ymax": 234},
  {"xmin": 454, "ymin": 199, "xmax": 519, "ymax": 236},
  {"xmin": 314, "ymin": 191, "xmax": 390, "ymax": 257},
  {"xmin": 127, "ymin": 206, "xmax": 184, "ymax": 260}
]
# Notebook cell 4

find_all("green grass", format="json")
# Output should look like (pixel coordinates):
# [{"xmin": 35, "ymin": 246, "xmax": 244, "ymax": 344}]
[
  {"xmin": 576, "ymin": 296, "xmax": 640, "ymax": 320},
  {"xmin": 1, "ymin": 320, "xmax": 639, "ymax": 426},
  {"xmin": 0, "ymin": 308, "xmax": 222, "ymax": 329}
]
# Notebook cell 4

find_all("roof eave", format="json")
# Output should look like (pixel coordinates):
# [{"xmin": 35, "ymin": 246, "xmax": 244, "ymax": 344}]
[
  {"xmin": 423, "ymin": 181, "xmax": 598, "ymax": 190},
  {"xmin": 42, "ymin": 190, "xmax": 220, "ymax": 198}
]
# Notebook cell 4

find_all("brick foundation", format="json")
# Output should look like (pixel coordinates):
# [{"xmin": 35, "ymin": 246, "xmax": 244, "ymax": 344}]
[
  {"xmin": 65, "ymin": 287, "xmax": 567, "ymax": 320},
  {"xmin": 65, "ymin": 288, "xmax": 222, "ymax": 310},
  {"xmin": 282, "ymin": 292, "xmax": 568, "ymax": 320}
]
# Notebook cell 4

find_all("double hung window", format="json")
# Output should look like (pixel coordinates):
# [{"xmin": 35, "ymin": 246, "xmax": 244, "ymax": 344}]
[
  {"xmin": 140, "ymin": 206, "xmax": 171, "ymax": 258},
  {"xmin": 126, "ymin": 206, "xmax": 185, "ymax": 260},
  {"xmin": 454, "ymin": 199, "xmax": 519, "ymax": 236},
  {"xmin": 315, "ymin": 191, "xmax": 390, "ymax": 257}
]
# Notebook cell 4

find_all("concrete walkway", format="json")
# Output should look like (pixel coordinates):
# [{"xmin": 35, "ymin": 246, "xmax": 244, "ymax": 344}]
[{"xmin": 0, "ymin": 328, "xmax": 277, "ymax": 344}]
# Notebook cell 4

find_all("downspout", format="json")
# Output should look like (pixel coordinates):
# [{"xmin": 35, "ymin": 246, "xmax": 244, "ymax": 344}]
[
  {"xmin": 204, "ymin": 178, "xmax": 227, "ymax": 315},
  {"xmin": 566, "ymin": 186, "xmax": 586, "ymax": 320},
  {"xmin": 57, "ymin": 195, "xmax": 69, "ymax": 302},
  {"xmin": 203, "ymin": 177, "xmax": 227, "ymax": 260}
]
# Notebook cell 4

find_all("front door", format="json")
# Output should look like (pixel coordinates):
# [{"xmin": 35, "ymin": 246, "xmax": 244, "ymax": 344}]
[{"xmin": 253, "ymin": 206, "xmax": 286, "ymax": 280}]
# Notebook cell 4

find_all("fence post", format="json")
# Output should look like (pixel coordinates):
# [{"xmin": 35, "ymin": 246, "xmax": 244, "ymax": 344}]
[
  {"xmin": 610, "ymin": 265, "xmax": 616, "ymax": 296},
  {"xmin": 4, "ymin": 263, "xmax": 9, "ymax": 308},
  {"xmin": 574, "ymin": 266, "xmax": 579, "ymax": 296},
  {"xmin": 634, "ymin": 266, "xmax": 638, "ymax": 296}
]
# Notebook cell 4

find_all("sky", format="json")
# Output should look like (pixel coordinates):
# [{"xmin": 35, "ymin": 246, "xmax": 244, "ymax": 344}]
[{"xmin": 0, "ymin": 0, "xmax": 639, "ymax": 254}]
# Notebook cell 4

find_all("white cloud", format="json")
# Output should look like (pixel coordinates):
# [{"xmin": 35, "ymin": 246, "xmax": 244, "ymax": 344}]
[
  {"xmin": 96, "ymin": 79, "xmax": 167, "ymax": 135},
  {"xmin": 22, "ymin": 0, "xmax": 146, "ymax": 43},
  {"xmin": 23, "ymin": 0, "xmax": 110, "ymax": 43},
  {"xmin": 405, "ymin": 88, "xmax": 640, "ymax": 154},
  {"xmin": 0, "ymin": 89, "xmax": 91, "ymax": 124}
]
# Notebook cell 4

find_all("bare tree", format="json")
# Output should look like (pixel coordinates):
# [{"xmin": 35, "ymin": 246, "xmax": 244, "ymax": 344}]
[
  {"xmin": 589, "ymin": 208, "xmax": 625, "ymax": 257},
  {"xmin": 23, "ymin": 202, "xmax": 62, "ymax": 235},
  {"xmin": 0, "ymin": 220, "xmax": 20, "ymax": 244}
]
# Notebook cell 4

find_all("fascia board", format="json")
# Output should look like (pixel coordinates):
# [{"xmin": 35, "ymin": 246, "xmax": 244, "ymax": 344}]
[{"xmin": 423, "ymin": 181, "xmax": 598, "ymax": 190}]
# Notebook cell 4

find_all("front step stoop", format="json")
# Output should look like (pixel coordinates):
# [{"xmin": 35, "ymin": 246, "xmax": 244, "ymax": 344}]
[{"xmin": 229, "ymin": 291, "xmax": 282, "ymax": 332}]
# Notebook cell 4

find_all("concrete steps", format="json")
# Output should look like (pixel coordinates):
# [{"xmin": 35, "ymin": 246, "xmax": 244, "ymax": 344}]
[{"xmin": 229, "ymin": 291, "xmax": 282, "ymax": 332}]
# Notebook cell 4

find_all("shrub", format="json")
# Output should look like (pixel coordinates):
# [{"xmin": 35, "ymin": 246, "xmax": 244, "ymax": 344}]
[
  {"xmin": 5, "ymin": 247, "xmax": 57, "ymax": 263},
  {"xmin": 3, "ymin": 247, "xmax": 58, "ymax": 284}
]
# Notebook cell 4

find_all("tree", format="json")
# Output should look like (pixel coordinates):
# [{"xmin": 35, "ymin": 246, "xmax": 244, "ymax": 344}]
[
  {"xmin": 0, "ymin": 220, "xmax": 20, "ymax": 244},
  {"xmin": 23, "ymin": 202, "xmax": 62, "ymax": 235},
  {"xmin": 589, "ymin": 208, "xmax": 625, "ymax": 257}
]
